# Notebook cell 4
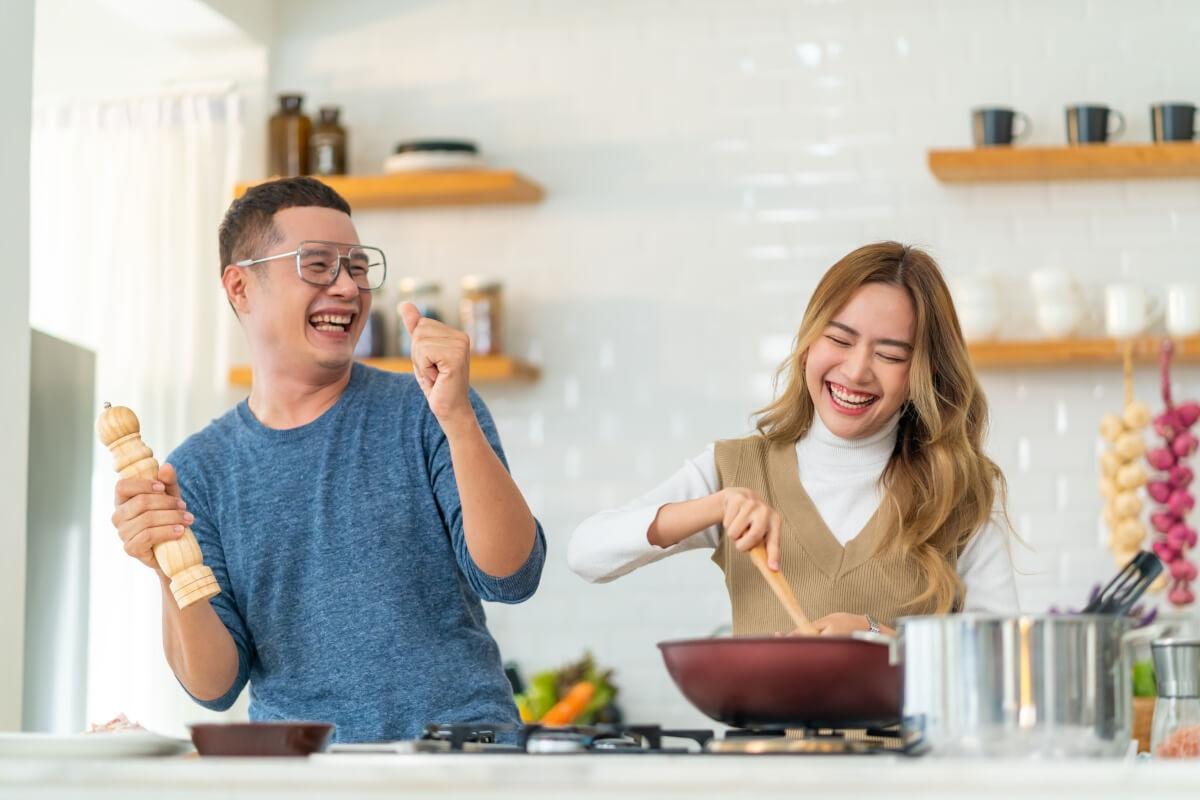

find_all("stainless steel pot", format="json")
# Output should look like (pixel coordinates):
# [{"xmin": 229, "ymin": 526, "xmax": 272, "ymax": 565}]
[{"xmin": 894, "ymin": 614, "xmax": 1134, "ymax": 757}]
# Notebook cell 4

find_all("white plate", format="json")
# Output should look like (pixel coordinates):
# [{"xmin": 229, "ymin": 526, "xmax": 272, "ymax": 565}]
[
  {"xmin": 383, "ymin": 151, "xmax": 482, "ymax": 173},
  {"xmin": 0, "ymin": 730, "xmax": 194, "ymax": 758}
]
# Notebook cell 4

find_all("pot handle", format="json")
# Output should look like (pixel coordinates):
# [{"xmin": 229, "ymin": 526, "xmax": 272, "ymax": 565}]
[{"xmin": 849, "ymin": 629, "xmax": 902, "ymax": 664}]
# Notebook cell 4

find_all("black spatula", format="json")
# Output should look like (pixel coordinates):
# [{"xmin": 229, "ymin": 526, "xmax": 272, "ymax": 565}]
[{"xmin": 1082, "ymin": 550, "xmax": 1164, "ymax": 616}]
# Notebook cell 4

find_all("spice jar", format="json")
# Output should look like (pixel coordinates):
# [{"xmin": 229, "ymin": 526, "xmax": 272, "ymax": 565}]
[
  {"xmin": 459, "ymin": 276, "xmax": 503, "ymax": 356},
  {"xmin": 268, "ymin": 93, "xmax": 311, "ymax": 177},
  {"xmin": 396, "ymin": 279, "xmax": 444, "ymax": 357},
  {"xmin": 309, "ymin": 106, "xmax": 347, "ymax": 176},
  {"xmin": 1151, "ymin": 638, "xmax": 1200, "ymax": 758},
  {"xmin": 353, "ymin": 310, "xmax": 385, "ymax": 358}
]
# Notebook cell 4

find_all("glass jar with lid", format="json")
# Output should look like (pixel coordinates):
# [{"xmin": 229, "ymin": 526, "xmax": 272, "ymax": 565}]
[
  {"xmin": 268, "ymin": 93, "xmax": 311, "ymax": 177},
  {"xmin": 309, "ymin": 106, "xmax": 347, "ymax": 176},
  {"xmin": 396, "ymin": 278, "xmax": 443, "ymax": 357},
  {"xmin": 460, "ymin": 276, "xmax": 503, "ymax": 356},
  {"xmin": 1151, "ymin": 638, "xmax": 1200, "ymax": 758}
]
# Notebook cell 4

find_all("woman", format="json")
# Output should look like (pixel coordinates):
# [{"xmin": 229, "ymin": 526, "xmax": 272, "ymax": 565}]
[{"xmin": 568, "ymin": 242, "xmax": 1018, "ymax": 636}]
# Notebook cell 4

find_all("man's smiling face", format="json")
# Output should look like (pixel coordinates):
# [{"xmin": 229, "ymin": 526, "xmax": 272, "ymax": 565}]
[{"xmin": 233, "ymin": 206, "xmax": 372, "ymax": 376}]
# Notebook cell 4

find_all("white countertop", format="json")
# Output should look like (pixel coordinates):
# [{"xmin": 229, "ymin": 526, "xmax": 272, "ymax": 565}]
[{"xmin": 2, "ymin": 753, "xmax": 1200, "ymax": 800}]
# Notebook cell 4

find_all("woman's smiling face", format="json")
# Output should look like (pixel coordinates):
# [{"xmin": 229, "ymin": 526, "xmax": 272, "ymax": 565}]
[{"xmin": 804, "ymin": 282, "xmax": 916, "ymax": 440}]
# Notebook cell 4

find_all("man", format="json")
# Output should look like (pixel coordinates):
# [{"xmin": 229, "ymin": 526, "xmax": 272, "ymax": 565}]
[{"xmin": 109, "ymin": 177, "xmax": 544, "ymax": 742}]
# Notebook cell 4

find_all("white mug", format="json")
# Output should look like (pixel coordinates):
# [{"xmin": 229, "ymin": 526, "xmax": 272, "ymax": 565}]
[
  {"xmin": 1167, "ymin": 283, "xmax": 1200, "ymax": 338},
  {"xmin": 1029, "ymin": 270, "xmax": 1078, "ymax": 307},
  {"xmin": 952, "ymin": 276, "xmax": 1002, "ymax": 340},
  {"xmin": 958, "ymin": 301, "xmax": 1001, "ymax": 341},
  {"xmin": 1036, "ymin": 303, "xmax": 1082, "ymax": 338},
  {"xmin": 1105, "ymin": 284, "xmax": 1162, "ymax": 339}
]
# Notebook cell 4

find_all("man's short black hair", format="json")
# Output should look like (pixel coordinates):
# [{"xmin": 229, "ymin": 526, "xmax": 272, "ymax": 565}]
[{"xmin": 218, "ymin": 177, "xmax": 352, "ymax": 276}]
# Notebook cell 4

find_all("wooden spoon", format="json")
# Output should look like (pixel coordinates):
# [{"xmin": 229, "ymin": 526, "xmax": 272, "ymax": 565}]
[{"xmin": 748, "ymin": 543, "xmax": 818, "ymax": 636}]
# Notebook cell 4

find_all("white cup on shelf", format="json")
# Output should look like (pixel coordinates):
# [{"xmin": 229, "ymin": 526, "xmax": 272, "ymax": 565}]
[
  {"xmin": 1029, "ymin": 269, "xmax": 1078, "ymax": 307},
  {"xmin": 1035, "ymin": 303, "xmax": 1082, "ymax": 338},
  {"xmin": 1028, "ymin": 270, "xmax": 1084, "ymax": 338},
  {"xmin": 1104, "ymin": 283, "xmax": 1162, "ymax": 339},
  {"xmin": 952, "ymin": 275, "xmax": 1002, "ymax": 341},
  {"xmin": 1166, "ymin": 283, "xmax": 1200, "ymax": 338}
]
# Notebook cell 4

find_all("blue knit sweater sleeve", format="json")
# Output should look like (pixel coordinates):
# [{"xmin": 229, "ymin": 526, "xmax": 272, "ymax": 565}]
[{"xmin": 424, "ymin": 388, "xmax": 546, "ymax": 602}]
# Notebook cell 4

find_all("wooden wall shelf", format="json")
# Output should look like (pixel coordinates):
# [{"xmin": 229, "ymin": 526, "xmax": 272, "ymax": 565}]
[
  {"xmin": 228, "ymin": 356, "xmax": 540, "ymax": 387},
  {"xmin": 968, "ymin": 336, "xmax": 1200, "ymax": 367},
  {"xmin": 233, "ymin": 170, "xmax": 544, "ymax": 209},
  {"xmin": 928, "ymin": 143, "xmax": 1200, "ymax": 182}
]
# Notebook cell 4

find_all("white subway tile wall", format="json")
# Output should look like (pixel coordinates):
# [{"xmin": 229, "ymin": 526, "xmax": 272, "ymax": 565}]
[{"xmin": 273, "ymin": 0, "xmax": 1200, "ymax": 726}]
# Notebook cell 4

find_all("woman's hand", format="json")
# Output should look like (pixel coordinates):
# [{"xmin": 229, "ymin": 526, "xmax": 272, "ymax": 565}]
[
  {"xmin": 813, "ymin": 613, "xmax": 871, "ymax": 636},
  {"xmin": 721, "ymin": 488, "xmax": 782, "ymax": 570},
  {"xmin": 800, "ymin": 613, "xmax": 895, "ymax": 637}
]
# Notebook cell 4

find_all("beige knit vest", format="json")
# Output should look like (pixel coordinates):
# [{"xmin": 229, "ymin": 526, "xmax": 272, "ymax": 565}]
[{"xmin": 712, "ymin": 435, "xmax": 945, "ymax": 635}]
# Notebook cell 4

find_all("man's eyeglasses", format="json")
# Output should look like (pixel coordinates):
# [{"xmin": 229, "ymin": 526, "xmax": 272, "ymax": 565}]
[{"xmin": 235, "ymin": 240, "xmax": 387, "ymax": 292}]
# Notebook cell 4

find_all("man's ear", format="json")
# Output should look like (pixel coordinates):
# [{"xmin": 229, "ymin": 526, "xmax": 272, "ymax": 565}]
[{"xmin": 222, "ymin": 265, "xmax": 252, "ymax": 316}]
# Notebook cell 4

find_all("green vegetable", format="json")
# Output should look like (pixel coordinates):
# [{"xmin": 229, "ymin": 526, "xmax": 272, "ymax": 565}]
[
  {"xmin": 1133, "ymin": 659, "xmax": 1156, "ymax": 698},
  {"xmin": 513, "ymin": 652, "xmax": 619, "ymax": 724},
  {"xmin": 525, "ymin": 670, "xmax": 559, "ymax": 721}
]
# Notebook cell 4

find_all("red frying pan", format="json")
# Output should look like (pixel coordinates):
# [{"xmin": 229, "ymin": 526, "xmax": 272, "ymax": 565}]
[
  {"xmin": 657, "ymin": 544, "xmax": 900, "ymax": 727},
  {"xmin": 657, "ymin": 634, "xmax": 899, "ymax": 728}
]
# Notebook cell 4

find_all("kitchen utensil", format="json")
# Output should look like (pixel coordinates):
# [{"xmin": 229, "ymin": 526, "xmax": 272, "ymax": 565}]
[
  {"xmin": 1150, "ymin": 638, "xmax": 1200, "ymax": 758},
  {"xmin": 1066, "ymin": 104, "xmax": 1125, "ymax": 144},
  {"xmin": 1151, "ymin": 103, "xmax": 1197, "ymax": 143},
  {"xmin": 1083, "ymin": 550, "xmax": 1164, "ymax": 615},
  {"xmin": 0, "ymin": 730, "xmax": 192, "ymax": 759},
  {"xmin": 972, "ymin": 107, "xmax": 1032, "ymax": 146},
  {"xmin": 895, "ymin": 613, "xmax": 1134, "ymax": 757},
  {"xmin": 658, "ymin": 634, "xmax": 899, "ymax": 728},
  {"xmin": 748, "ymin": 543, "xmax": 817, "ymax": 635},
  {"xmin": 96, "ymin": 403, "xmax": 219, "ymax": 609},
  {"xmin": 189, "ymin": 722, "xmax": 334, "ymax": 757}
]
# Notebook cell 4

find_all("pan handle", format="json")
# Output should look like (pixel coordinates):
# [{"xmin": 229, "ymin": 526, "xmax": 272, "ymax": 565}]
[{"xmin": 877, "ymin": 630, "xmax": 903, "ymax": 666}]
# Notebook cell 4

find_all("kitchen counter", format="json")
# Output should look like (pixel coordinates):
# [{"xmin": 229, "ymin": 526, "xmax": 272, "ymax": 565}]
[{"xmin": 2, "ymin": 754, "xmax": 1200, "ymax": 799}]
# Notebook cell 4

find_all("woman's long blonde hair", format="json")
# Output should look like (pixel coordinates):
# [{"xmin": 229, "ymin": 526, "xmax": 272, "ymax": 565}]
[{"xmin": 755, "ymin": 242, "xmax": 1007, "ymax": 613}]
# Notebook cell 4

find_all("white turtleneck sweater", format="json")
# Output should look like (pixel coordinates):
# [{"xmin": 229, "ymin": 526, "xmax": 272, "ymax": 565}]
[{"xmin": 567, "ymin": 412, "xmax": 1019, "ymax": 614}]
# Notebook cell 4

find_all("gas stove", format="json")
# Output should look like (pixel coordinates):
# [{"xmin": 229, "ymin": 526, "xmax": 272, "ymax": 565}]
[{"xmin": 328, "ymin": 722, "xmax": 921, "ymax": 756}]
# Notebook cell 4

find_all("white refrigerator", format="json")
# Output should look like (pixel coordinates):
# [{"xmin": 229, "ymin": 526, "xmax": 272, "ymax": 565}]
[{"xmin": 22, "ymin": 329, "xmax": 94, "ymax": 732}]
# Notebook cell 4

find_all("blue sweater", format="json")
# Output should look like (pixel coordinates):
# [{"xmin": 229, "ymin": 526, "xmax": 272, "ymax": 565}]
[{"xmin": 167, "ymin": 363, "xmax": 545, "ymax": 743}]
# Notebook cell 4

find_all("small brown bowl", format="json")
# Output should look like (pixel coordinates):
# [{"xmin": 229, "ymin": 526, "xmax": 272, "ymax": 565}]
[{"xmin": 189, "ymin": 722, "xmax": 334, "ymax": 757}]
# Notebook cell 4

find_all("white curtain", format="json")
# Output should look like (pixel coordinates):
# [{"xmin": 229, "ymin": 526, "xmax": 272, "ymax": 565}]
[{"xmin": 29, "ymin": 88, "xmax": 245, "ymax": 735}]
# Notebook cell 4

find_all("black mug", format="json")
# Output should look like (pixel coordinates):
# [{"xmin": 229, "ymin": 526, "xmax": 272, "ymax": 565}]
[
  {"xmin": 1065, "ymin": 104, "xmax": 1125, "ymax": 144},
  {"xmin": 1151, "ymin": 103, "xmax": 1196, "ymax": 142},
  {"xmin": 972, "ymin": 107, "xmax": 1032, "ymax": 146}
]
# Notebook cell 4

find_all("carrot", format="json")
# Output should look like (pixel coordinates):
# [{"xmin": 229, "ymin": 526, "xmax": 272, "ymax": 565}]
[{"xmin": 538, "ymin": 681, "xmax": 595, "ymax": 726}]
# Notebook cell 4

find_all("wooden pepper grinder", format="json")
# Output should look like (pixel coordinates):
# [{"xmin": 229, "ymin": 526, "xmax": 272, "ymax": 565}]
[{"xmin": 96, "ymin": 403, "xmax": 220, "ymax": 609}]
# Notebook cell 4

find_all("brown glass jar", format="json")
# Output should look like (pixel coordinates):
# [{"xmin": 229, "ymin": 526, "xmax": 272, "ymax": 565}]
[
  {"xmin": 309, "ymin": 106, "xmax": 347, "ymax": 176},
  {"xmin": 268, "ymin": 93, "xmax": 311, "ymax": 177},
  {"xmin": 460, "ymin": 276, "xmax": 503, "ymax": 356}
]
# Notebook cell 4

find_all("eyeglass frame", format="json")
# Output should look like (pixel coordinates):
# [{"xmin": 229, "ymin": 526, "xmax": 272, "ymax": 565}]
[{"xmin": 233, "ymin": 239, "xmax": 388, "ymax": 292}]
